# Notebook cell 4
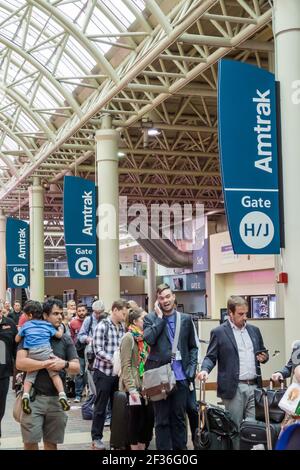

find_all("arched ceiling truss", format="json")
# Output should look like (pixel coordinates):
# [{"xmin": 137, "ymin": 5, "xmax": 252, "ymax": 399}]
[{"xmin": 0, "ymin": 0, "xmax": 274, "ymax": 257}]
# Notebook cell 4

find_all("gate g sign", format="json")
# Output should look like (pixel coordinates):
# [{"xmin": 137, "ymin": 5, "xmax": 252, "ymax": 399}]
[
  {"xmin": 218, "ymin": 60, "xmax": 281, "ymax": 254},
  {"xmin": 6, "ymin": 218, "xmax": 29, "ymax": 288},
  {"xmin": 63, "ymin": 176, "xmax": 96, "ymax": 278}
]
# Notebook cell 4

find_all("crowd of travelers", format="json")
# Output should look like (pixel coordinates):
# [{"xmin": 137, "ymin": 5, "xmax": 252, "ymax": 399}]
[{"xmin": 0, "ymin": 290, "xmax": 299, "ymax": 450}]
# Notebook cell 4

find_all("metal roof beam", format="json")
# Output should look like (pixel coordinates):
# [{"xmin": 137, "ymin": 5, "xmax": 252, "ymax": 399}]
[
  {"xmin": 28, "ymin": 0, "xmax": 119, "ymax": 83},
  {"xmin": 0, "ymin": 34, "xmax": 81, "ymax": 116},
  {"xmin": 0, "ymin": 0, "xmax": 269, "ymax": 201},
  {"xmin": 180, "ymin": 34, "xmax": 273, "ymax": 51},
  {"xmin": 119, "ymin": 183, "xmax": 222, "ymax": 191},
  {"xmin": 40, "ymin": 164, "xmax": 219, "ymax": 177},
  {"xmin": 0, "ymin": 84, "xmax": 55, "ymax": 140}
]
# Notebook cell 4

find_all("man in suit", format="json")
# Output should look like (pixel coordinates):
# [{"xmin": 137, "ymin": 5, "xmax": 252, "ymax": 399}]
[
  {"xmin": 143, "ymin": 283, "xmax": 198, "ymax": 450},
  {"xmin": 198, "ymin": 296, "xmax": 268, "ymax": 446}
]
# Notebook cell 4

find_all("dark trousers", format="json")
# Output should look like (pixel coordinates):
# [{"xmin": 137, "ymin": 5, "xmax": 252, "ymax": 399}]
[
  {"xmin": 91, "ymin": 370, "xmax": 119, "ymax": 441},
  {"xmin": 127, "ymin": 396, "xmax": 154, "ymax": 445},
  {"xmin": 186, "ymin": 384, "xmax": 198, "ymax": 444},
  {"xmin": 153, "ymin": 380, "xmax": 189, "ymax": 450},
  {"xmin": 0, "ymin": 377, "xmax": 10, "ymax": 438},
  {"xmin": 75, "ymin": 356, "xmax": 86, "ymax": 398}
]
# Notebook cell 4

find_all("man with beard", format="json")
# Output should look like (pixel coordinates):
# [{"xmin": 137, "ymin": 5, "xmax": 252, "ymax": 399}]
[
  {"xmin": 198, "ymin": 296, "xmax": 268, "ymax": 448},
  {"xmin": 143, "ymin": 283, "xmax": 198, "ymax": 450},
  {"xmin": 8, "ymin": 300, "xmax": 22, "ymax": 326}
]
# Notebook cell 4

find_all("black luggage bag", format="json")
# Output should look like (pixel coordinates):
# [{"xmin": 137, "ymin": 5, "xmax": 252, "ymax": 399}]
[
  {"xmin": 255, "ymin": 379, "xmax": 286, "ymax": 424},
  {"xmin": 240, "ymin": 419, "xmax": 281, "ymax": 450},
  {"xmin": 194, "ymin": 380, "xmax": 238, "ymax": 450},
  {"xmin": 110, "ymin": 391, "xmax": 130, "ymax": 450},
  {"xmin": 241, "ymin": 386, "xmax": 280, "ymax": 450}
]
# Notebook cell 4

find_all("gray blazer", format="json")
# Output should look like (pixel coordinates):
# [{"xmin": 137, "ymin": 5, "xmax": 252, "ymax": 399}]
[
  {"xmin": 143, "ymin": 311, "xmax": 198, "ymax": 381},
  {"xmin": 201, "ymin": 320, "xmax": 269, "ymax": 399}
]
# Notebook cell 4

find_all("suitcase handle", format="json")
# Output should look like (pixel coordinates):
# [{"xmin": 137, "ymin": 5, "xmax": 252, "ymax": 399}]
[
  {"xmin": 199, "ymin": 379, "xmax": 206, "ymax": 403},
  {"xmin": 262, "ymin": 389, "xmax": 273, "ymax": 450},
  {"xmin": 197, "ymin": 380, "xmax": 207, "ymax": 432},
  {"xmin": 269, "ymin": 378, "xmax": 285, "ymax": 389}
]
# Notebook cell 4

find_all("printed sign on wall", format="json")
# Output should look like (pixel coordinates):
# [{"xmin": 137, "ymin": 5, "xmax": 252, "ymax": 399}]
[
  {"xmin": 218, "ymin": 59, "xmax": 281, "ymax": 254},
  {"xmin": 63, "ymin": 176, "xmax": 96, "ymax": 278},
  {"xmin": 6, "ymin": 218, "xmax": 29, "ymax": 288}
]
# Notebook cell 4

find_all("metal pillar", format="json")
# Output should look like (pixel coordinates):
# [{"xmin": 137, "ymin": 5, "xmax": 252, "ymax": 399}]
[
  {"xmin": 0, "ymin": 210, "xmax": 6, "ymax": 302},
  {"xmin": 28, "ymin": 177, "xmax": 44, "ymax": 302},
  {"xmin": 95, "ymin": 115, "xmax": 120, "ymax": 309},
  {"xmin": 147, "ymin": 254, "xmax": 156, "ymax": 312},
  {"xmin": 274, "ymin": 0, "xmax": 300, "ymax": 357}
]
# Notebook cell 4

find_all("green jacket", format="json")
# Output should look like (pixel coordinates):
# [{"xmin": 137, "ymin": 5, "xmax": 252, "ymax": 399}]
[{"xmin": 119, "ymin": 332, "xmax": 142, "ymax": 393}]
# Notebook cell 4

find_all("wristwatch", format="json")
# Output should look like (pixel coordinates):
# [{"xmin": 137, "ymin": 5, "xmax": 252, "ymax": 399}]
[{"xmin": 64, "ymin": 361, "xmax": 69, "ymax": 370}]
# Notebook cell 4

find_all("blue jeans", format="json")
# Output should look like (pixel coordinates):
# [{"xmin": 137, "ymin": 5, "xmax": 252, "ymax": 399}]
[{"xmin": 75, "ymin": 356, "xmax": 86, "ymax": 398}]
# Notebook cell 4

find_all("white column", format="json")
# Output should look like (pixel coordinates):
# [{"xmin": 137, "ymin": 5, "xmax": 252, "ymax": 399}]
[
  {"xmin": 95, "ymin": 115, "xmax": 120, "ymax": 310},
  {"xmin": 147, "ymin": 254, "xmax": 156, "ymax": 312},
  {"xmin": 0, "ymin": 210, "xmax": 6, "ymax": 302},
  {"xmin": 274, "ymin": 0, "xmax": 300, "ymax": 358},
  {"xmin": 28, "ymin": 177, "xmax": 44, "ymax": 302}
]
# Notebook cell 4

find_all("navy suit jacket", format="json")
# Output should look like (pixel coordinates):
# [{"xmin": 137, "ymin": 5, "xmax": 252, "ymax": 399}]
[
  {"xmin": 143, "ymin": 311, "xmax": 198, "ymax": 381},
  {"xmin": 201, "ymin": 320, "xmax": 269, "ymax": 399}
]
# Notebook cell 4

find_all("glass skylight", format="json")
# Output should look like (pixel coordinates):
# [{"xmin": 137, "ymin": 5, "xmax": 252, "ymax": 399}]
[{"xmin": 0, "ymin": 0, "xmax": 147, "ymax": 159}]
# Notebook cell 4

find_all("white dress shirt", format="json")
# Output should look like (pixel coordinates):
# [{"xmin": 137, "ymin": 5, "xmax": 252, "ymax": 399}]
[{"xmin": 229, "ymin": 320, "xmax": 257, "ymax": 380}]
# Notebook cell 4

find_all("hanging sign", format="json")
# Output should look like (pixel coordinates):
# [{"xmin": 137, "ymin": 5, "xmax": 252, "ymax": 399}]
[
  {"xmin": 63, "ymin": 176, "xmax": 97, "ymax": 278},
  {"xmin": 218, "ymin": 59, "xmax": 281, "ymax": 254},
  {"xmin": 6, "ymin": 218, "xmax": 30, "ymax": 288}
]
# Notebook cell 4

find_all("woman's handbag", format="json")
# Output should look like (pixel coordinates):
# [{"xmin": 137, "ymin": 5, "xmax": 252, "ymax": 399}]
[
  {"xmin": 13, "ymin": 391, "xmax": 23, "ymax": 423},
  {"xmin": 255, "ymin": 379, "xmax": 286, "ymax": 423},
  {"xmin": 142, "ymin": 312, "xmax": 180, "ymax": 402}
]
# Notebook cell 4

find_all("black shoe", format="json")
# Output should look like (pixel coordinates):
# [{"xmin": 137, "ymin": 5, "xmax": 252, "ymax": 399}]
[
  {"xmin": 22, "ymin": 397, "xmax": 32, "ymax": 415},
  {"xmin": 59, "ymin": 397, "xmax": 70, "ymax": 411}
]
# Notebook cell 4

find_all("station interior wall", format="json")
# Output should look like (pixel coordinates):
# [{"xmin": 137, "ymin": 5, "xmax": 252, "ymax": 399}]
[
  {"xmin": 45, "ymin": 276, "xmax": 146, "ymax": 298},
  {"xmin": 209, "ymin": 231, "xmax": 276, "ymax": 318}
]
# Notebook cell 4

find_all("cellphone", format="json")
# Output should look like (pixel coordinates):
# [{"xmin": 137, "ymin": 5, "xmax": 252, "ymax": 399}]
[{"xmin": 256, "ymin": 349, "xmax": 268, "ymax": 355}]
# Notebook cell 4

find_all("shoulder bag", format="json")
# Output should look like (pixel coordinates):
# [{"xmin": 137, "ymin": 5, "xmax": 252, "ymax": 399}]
[{"xmin": 141, "ymin": 312, "xmax": 180, "ymax": 402}]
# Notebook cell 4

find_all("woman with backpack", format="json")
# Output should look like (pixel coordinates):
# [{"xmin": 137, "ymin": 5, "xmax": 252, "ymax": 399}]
[{"xmin": 119, "ymin": 308, "xmax": 154, "ymax": 450}]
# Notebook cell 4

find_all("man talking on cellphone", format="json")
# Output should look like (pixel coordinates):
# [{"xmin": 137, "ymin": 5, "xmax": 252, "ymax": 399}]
[
  {"xmin": 143, "ymin": 283, "xmax": 198, "ymax": 450},
  {"xmin": 197, "ymin": 296, "xmax": 269, "ymax": 449}
]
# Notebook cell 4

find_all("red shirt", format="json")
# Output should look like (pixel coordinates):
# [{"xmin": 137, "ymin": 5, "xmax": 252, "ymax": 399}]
[
  {"xmin": 18, "ymin": 312, "xmax": 27, "ymax": 328},
  {"xmin": 69, "ymin": 317, "xmax": 85, "ymax": 344}
]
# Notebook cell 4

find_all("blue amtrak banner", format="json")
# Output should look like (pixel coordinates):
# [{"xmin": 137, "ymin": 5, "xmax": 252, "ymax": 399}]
[
  {"xmin": 6, "ymin": 218, "xmax": 29, "ymax": 288},
  {"xmin": 63, "ymin": 176, "xmax": 96, "ymax": 278},
  {"xmin": 218, "ymin": 59, "xmax": 281, "ymax": 254}
]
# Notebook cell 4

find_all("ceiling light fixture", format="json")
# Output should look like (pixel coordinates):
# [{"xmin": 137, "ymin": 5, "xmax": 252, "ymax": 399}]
[{"xmin": 147, "ymin": 128, "xmax": 160, "ymax": 136}]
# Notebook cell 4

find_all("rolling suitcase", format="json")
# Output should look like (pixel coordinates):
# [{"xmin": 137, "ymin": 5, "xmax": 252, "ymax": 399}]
[
  {"xmin": 240, "ymin": 387, "xmax": 280, "ymax": 450},
  {"xmin": 240, "ymin": 419, "xmax": 281, "ymax": 450},
  {"xmin": 194, "ymin": 380, "xmax": 238, "ymax": 450},
  {"xmin": 110, "ymin": 391, "xmax": 130, "ymax": 450}
]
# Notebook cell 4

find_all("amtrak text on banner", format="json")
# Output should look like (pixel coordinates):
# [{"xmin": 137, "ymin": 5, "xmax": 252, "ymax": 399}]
[
  {"xmin": 218, "ymin": 59, "xmax": 281, "ymax": 254},
  {"xmin": 63, "ymin": 176, "xmax": 97, "ymax": 279},
  {"xmin": 6, "ymin": 218, "xmax": 30, "ymax": 288}
]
